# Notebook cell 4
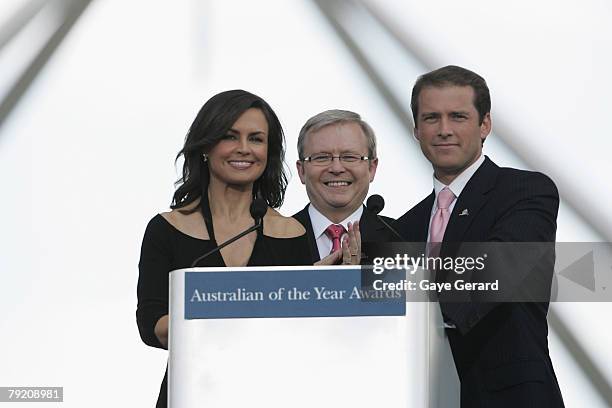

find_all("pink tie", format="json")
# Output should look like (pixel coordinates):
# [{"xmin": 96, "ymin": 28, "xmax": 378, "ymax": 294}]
[
  {"xmin": 325, "ymin": 224, "xmax": 346, "ymax": 254},
  {"xmin": 428, "ymin": 187, "xmax": 456, "ymax": 256}
]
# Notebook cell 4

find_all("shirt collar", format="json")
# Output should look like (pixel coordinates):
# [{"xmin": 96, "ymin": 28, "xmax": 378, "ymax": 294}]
[
  {"xmin": 433, "ymin": 154, "xmax": 485, "ymax": 203},
  {"xmin": 308, "ymin": 204, "xmax": 363, "ymax": 239}
]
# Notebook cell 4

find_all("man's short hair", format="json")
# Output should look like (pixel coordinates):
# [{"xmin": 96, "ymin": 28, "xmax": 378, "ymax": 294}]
[
  {"xmin": 297, "ymin": 110, "xmax": 377, "ymax": 160},
  {"xmin": 411, "ymin": 65, "xmax": 491, "ymax": 125}
]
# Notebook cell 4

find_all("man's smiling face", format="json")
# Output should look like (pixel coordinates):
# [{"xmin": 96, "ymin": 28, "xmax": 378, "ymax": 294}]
[
  {"xmin": 415, "ymin": 85, "xmax": 491, "ymax": 184},
  {"xmin": 297, "ymin": 122, "xmax": 378, "ymax": 222}
]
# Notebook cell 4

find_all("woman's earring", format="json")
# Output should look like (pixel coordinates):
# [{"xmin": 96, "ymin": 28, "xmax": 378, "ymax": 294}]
[{"xmin": 202, "ymin": 153, "xmax": 208, "ymax": 162}]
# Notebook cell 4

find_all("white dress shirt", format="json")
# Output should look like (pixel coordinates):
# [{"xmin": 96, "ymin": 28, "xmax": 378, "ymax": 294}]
[{"xmin": 308, "ymin": 204, "xmax": 363, "ymax": 260}]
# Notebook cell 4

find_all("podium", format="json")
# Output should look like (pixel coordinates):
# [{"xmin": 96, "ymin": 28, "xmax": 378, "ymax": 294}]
[{"xmin": 168, "ymin": 266, "xmax": 458, "ymax": 407}]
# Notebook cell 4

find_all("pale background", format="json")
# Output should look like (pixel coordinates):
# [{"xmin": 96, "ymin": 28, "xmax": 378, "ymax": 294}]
[{"xmin": 0, "ymin": 0, "xmax": 610, "ymax": 406}]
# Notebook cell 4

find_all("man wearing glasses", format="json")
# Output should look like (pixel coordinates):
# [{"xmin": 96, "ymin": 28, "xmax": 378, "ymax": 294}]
[{"xmin": 294, "ymin": 110, "xmax": 395, "ymax": 263}]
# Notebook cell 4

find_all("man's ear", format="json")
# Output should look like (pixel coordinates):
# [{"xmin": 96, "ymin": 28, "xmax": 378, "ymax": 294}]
[
  {"xmin": 413, "ymin": 126, "xmax": 420, "ymax": 142},
  {"xmin": 480, "ymin": 113, "xmax": 492, "ymax": 142},
  {"xmin": 296, "ymin": 160, "xmax": 306, "ymax": 184},
  {"xmin": 368, "ymin": 158, "xmax": 379, "ymax": 183}
]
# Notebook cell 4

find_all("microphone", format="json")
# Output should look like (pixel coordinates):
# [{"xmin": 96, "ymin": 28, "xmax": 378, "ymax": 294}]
[
  {"xmin": 366, "ymin": 194, "xmax": 405, "ymax": 240},
  {"xmin": 366, "ymin": 194, "xmax": 385, "ymax": 214},
  {"xmin": 249, "ymin": 198, "xmax": 268, "ymax": 225},
  {"xmin": 190, "ymin": 198, "xmax": 267, "ymax": 267}
]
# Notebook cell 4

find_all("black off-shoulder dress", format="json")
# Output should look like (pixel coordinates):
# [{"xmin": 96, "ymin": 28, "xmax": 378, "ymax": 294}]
[{"xmin": 136, "ymin": 213, "xmax": 312, "ymax": 408}]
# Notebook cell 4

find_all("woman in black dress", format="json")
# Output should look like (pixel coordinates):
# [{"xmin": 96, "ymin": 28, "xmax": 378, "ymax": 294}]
[{"xmin": 137, "ymin": 90, "xmax": 360, "ymax": 408}]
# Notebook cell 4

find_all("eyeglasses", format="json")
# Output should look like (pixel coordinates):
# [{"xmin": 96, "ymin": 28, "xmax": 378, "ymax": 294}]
[{"xmin": 302, "ymin": 153, "xmax": 370, "ymax": 166}]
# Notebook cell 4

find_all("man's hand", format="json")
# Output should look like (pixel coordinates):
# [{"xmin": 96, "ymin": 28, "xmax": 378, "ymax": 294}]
[{"xmin": 315, "ymin": 221, "xmax": 361, "ymax": 265}]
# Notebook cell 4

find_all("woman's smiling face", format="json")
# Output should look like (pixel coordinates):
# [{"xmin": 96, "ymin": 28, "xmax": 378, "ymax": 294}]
[{"xmin": 207, "ymin": 108, "xmax": 269, "ymax": 187}]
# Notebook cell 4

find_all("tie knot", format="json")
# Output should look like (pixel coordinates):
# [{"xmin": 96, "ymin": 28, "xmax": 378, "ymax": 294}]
[
  {"xmin": 437, "ymin": 187, "xmax": 455, "ymax": 209},
  {"xmin": 325, "ymin": 224, "xmax": 346, "ymax": 240}
]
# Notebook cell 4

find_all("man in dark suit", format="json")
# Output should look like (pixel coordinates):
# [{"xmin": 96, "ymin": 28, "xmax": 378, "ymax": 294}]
[
  {"xmin": 395, "ymin": 66, "xmax": 564, "ymax": 407},
  {"xmin": 293, "ymin": 110, "xmax": 396, "ymax": 263}
]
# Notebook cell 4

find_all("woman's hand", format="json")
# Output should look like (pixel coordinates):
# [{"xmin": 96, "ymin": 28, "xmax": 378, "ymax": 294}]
[
  {"xmin": 315, "ymin": 221, "xmax": 361, "ymax": 266},
  {"xmin": 154, "ymin": 315, "xmax": 169, "ymax": 349}
]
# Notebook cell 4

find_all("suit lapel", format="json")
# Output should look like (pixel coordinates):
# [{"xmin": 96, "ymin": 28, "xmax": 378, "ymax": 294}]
[
  {"xmin": 293, "ymin": 204, "xmax": 320, "ymax": 263},
  {"xmin": 413, "ymin": 192, "xmax": 435, "ymax": 242},
  {"xmin": 443, "ymin": 157, "xmax": 498, "ymax": 243},
  {"xmin": 359, "ymin": 205, "xmax": 386, "ymax": 240}
]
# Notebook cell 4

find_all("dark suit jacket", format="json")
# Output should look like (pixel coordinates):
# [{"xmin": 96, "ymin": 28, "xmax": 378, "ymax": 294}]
[
  {"xmin": 395, "ymin": 157, "xmax": 564, "ymax": 408},
  {"xmin": 293, "ymin": 204, "xmax": 396, "ymax": 263}
]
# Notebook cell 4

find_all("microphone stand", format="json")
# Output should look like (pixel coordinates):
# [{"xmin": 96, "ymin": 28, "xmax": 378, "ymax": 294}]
[
  {"xmin": 190, "ymin": 219, "xmax": 262, "ymax": 267},
  {"xmin": 366, "ymin": 195, "xmax": 406, "ymax": 241},
  {"xmin": 373, "ymin": 213, "xmax": 405, "ymax": 241}
]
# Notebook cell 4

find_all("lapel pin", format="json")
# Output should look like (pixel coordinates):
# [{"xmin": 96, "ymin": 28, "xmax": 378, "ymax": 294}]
[{"xmin": 459, "ymin": 209, "xmax": 469, "ymax": 216}]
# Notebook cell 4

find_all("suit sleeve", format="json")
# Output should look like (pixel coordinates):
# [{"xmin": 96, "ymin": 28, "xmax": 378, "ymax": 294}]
[
  {"xmin": 488, "ymin": 172, "xmax": 558, "ymax": 242},
  {"xmin": 136, "ymin": 216, "xmax": 173, "ymax": 348},
  {"xmin": 442, "ymin": 172, "xmax": 559, "ymax": 334}
]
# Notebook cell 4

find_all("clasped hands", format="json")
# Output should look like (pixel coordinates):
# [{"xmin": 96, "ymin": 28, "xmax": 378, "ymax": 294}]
[{"xmin": 315, "ymin": 221, "xmax": 361, "ymax": 266}]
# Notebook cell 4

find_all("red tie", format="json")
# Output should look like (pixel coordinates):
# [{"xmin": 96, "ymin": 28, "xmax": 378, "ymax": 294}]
[{"xmin": 325, "ymin": 224, "xmax": 346, "ymax": 254}]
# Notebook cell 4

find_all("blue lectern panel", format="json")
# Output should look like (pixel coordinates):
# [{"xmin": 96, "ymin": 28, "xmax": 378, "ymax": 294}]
[{"xmin": 184, "ymin": 268, "xmax": 405, "ymax": 319}]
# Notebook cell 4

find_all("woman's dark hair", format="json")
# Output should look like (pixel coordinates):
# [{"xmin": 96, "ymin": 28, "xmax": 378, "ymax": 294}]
[{"xmin": 171, "ymin": 90, "xmax": 288, "ymax": 211}]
